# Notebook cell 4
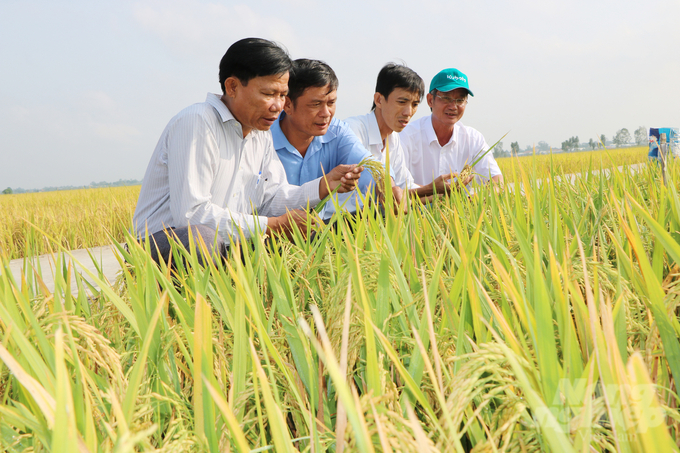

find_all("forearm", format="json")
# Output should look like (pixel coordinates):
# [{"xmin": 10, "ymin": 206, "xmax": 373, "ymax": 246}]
[
  {"xmin": 318, "ymin": 176, "xmax": 330, "ymax": 200},
  {"xmin": 172, "ymin": 200, "xmax": 268, "ymax": 244},
  {"xmin": 409, "ymin": 183, "xmax": 435, "ymax": 198},
  {"xmin": 266, "ymin": 215, "xmax": 283, "ymax": 236},
  {"xmin": 261, "ymin": 178, "xmax": 321, "ymax": 216}
]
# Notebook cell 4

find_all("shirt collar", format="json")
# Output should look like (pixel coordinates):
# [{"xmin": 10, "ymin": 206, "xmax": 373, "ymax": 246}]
[
  {"xmin": 206, "ymin": 93, "xmax": 236, "ymax": 123},
  {"xmin": 425, "ymin": 115, "xmax": 439, "ymax": 145},
  {"xmin": 366, "ymin": 112, "xmax": 384, "ymax": 147},
  {"xmin": 271, "ymin": 112, "xmax": 301, "ymax": 156},
  {"xmin": 318, "ymin": 118, "xmax": 339, "ymax": 144},
  {"xmin": 272, "ymin": 112, "xmax": 340, "ymax": 157},
  {"xmin": 426, "ymin": 115, "xmax": 459, "ymax": 148}
]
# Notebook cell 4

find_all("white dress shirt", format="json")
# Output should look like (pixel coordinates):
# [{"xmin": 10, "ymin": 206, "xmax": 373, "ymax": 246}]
[
  {"xmin": 133, "ymin": 93, "xmax": 320, "ymax": 243},
  {"xmin": 345, "ymin": 111, "xmax": 418, "ymax": 190},
  {"xmin": 400, "ymin": 115, "xmax": 502, "ymax": 186}
]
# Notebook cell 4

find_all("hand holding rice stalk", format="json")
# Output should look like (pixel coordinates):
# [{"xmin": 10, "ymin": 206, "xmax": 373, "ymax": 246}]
[
  {"xmin": 355, "ymin": 157, "xmax": 387, "ymax": 190},
  {"xmin": 355, "ymin": 154, "xmax": 409, "ymax": 214},
  {"xmin": 365, "ymin": 140, "xmax": 409, "ymax": 213},
  {"xmin": 310, "ymin": 164, "xmax": 366, "ymax": 232},
  {"xmin": 457, "ymin": 132, "xmax": 509, "ymax": 185},
  {"xmin": 313, "ymin": 163, "xmax": 366, "ymax": 215},
  {"xmin": 355, "ymin": 139, "xmax": 406, "ymax": 212}
]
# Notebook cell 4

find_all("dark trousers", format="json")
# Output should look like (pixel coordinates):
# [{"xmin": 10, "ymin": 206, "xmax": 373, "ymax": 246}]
[{"xmin": 143, "ymin": 225, "xmax": 229, "ymax": 267}]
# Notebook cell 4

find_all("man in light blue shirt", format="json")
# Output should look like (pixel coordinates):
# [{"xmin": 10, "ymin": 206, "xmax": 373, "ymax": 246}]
[
  {"xmin": 272, "ymin": 59, "xmax": 399, "ymax": 218},
  {"xmin": 271, "ymin": 115, "xmax": 372, "ymax": 187}
]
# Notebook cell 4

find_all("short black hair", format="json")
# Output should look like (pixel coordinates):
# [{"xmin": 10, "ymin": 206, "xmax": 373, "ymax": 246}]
[
  {"xmin": 219, "ymin": 38, "xmax": 292, "ymax": 94},
  {"xmin": 287, "ymin": 59, "xmax": 339, "ymax": 106},
  {"xmin": 371, "ymin": 63, "xmax": 425, "ymax": 110}
]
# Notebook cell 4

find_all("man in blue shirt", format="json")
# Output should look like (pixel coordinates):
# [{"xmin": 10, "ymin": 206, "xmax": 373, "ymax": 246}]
[{"xmin": 271, "ymin": 59, "xmax": 402, "ymax": 218}]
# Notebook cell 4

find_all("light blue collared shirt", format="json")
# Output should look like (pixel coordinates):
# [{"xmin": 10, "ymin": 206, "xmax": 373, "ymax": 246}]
[{"xmin": 271, "ymin": 114, "xmax": 376, "ymax": 217}]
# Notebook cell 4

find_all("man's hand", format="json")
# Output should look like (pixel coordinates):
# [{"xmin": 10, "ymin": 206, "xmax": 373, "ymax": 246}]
[
  {"xmin": 376, "ymin": 180, "xmax": 408, "ymax": 214},
  {"xmin": 441, "ymin": 172, "xmax": 474, "ymax": 193},
  {"xmin": 267, "ymin": 209, "xmax": 317, "ymax": 241},
  {"xmin": 431, "ymin": 174, "xmax": 452, "ymax": 194},
  {"xmin": 319, "ymin": 164, "xmax": 364, "ymax": 199},
  {"xmin": 391, "ymin": 185, "xmax": 408, "ymax": 214},
  {"xmin": 412, "ymin": 172, "xmax": 474, "ymax": 199}
]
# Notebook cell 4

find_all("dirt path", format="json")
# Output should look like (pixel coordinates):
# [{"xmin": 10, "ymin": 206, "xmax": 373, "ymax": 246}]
[{"xmin": 3, "ymin": 244, "xmax": 123, "ymax": 296}]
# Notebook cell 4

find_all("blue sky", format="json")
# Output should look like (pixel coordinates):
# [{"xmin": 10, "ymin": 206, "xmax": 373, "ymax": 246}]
[{"xmin": 1, "ymin": 0, "xmax": 678, "ymax": 189}]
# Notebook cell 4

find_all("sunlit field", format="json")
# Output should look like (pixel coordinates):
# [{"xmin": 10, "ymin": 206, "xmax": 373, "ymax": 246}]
[
  {"xmin": 0, "ymin": 148, "xmax": 649, "ymax": 261},
  {"xmin": 0, "ymin": 186, "xmax": 140, "ymax": 260},
  {"xmin": 1, "ymin": 156, "xmax": 679, "ymax": 452},
  {"xmin": 496, "ymin": 146, "xmax": 648, "ymax": 184}
]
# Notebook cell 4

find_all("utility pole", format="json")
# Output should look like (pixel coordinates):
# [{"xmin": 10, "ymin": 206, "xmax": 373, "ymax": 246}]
[{"xmin": 660, "ymin": 132, "xmax": 668, "ymax": 186}]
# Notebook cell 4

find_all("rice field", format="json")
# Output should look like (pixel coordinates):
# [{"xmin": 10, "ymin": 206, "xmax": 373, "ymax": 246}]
[
  {"xmin": 496, "ymin": 146, "xmax": 648, "ymax": 183},
  {"xmin": 1, "ymin": 150, "xmax": 679, "ymax": 452},
  {"xmin": 0, "ymin": 186, "xmax": 140, "ymax": 260},
  {"xmin": 0, "ymin": 148, "xmax": 648, "ymax": 261}
]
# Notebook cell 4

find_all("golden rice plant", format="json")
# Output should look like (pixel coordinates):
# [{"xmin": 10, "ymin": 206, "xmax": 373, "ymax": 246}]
[
  {"xmin": 0, "ymin": 186, "xmax": 139, "ymax": 259},
  {"xmin": 356, "ymin": 157, "xmax": 387, "ymax": 191},
  {"xmin": 496, "ymin": 146, "xmax": 648, "ymax": 184},
  {"xmin": 1, "ymin": 153, "xmax": 680, "ymax": 452}
]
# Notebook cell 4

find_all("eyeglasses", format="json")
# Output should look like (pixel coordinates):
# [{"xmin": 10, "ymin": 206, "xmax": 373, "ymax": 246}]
[{"xmin": 434, "ymin": 93, "xmax": 468, "ymax": 106}]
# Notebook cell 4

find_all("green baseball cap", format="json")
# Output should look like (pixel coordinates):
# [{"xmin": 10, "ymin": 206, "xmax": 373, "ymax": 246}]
[{"xmin": 429, "ymin": 68, "xmax": 474, "ymax": 96}]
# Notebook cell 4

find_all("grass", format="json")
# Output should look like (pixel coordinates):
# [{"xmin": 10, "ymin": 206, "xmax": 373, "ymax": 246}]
[{"xmin": 1, "ymin": 151, "xmax": 679, "ymax": 452}]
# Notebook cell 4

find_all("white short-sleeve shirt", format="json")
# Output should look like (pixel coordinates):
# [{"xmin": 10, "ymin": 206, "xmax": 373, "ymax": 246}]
[
  {"xmin": 345, "ymin": 111, "xmax": 418, "ymax": 190},
  {"xmin": 400, "ymin": 115, "xmax": 501, "ymax": 186}
]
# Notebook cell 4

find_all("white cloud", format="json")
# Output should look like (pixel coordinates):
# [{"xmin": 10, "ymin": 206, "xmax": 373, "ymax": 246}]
[
  {"xmin": 132, "ymin": 0, "xmax": 301, "ymax": 57},
  {"xmin": 92, "ymin": 122, "xmax": 142, "ymax": 140},
  {"xmin": 5, "ymin": 93, "xmax": 141, "ymax": 143},
  {"xmin": 80, "ymin": 90, "xmax": 117, "ymax": 113},
  {"xmin": 0, "ymin": 97, "xmax": 145, "ymax": 188}
]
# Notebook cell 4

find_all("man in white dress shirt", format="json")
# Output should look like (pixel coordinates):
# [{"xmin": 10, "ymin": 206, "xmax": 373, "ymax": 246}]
[
  {"xmin": 400, "ymin": 68, "xmax": 503, "ymax": 187},
  {"xmin": 132, "ymin": 38, "xmax": 362, "ymax": 264},
  {"xmin": 345, "ymin": 64, "xmax": 466, "ymax": 200}
]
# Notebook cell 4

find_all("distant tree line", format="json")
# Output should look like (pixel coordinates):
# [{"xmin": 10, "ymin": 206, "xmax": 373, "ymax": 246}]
[
  {"xmin": 467, "ymin": 126, "xmax": 651, "ymax": 160},
  {"xmin": 560, "ymin": 126, "xmax": 648, "ymax": 152},
  {"xmin": 633, "ymin": 127, "xmax": 647, "ymax": 145},
  {"xmin": 492, "ymin": 141, "xmax": 510, "ymax": 158},
  {"xmin": 1, "ymin": 178, "xmax": 142, "ymax": 195},
  {"xmin": 561, "ymin": 136, "xmax": 580, "ymax": 152}
]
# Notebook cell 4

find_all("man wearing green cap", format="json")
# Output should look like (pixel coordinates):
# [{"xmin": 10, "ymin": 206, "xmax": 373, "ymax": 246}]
[{"xmin": 400, "ymin": 68, "xmax": 503, "ymax": 186}]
